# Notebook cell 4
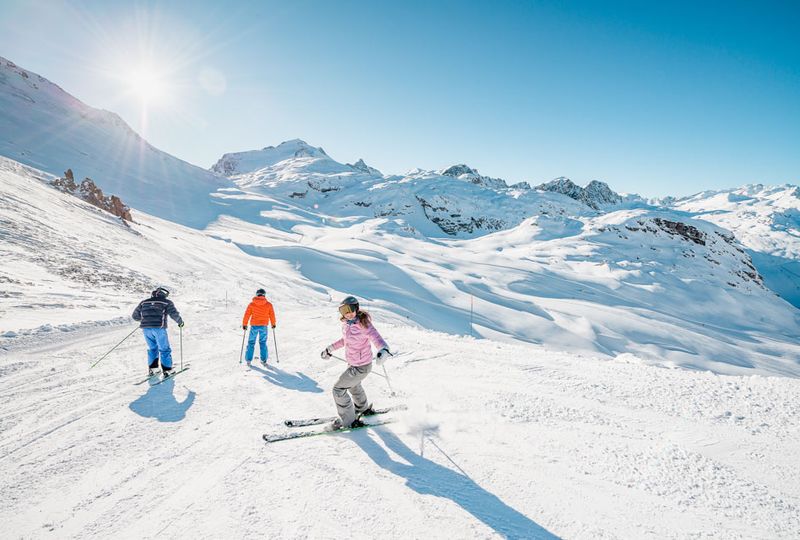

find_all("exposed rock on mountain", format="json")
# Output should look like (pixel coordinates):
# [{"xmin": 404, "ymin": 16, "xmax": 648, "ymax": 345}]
[
  {"xmin": 537, "ymin": 177, "xmax": 622, "ymax": 210},
  {"xmin": 51, "ymin": 169, "xmax": 132, "ymax": 222},
  {"xmin": 441, "ymin": 164, "xmax": 508, "ymax": 190},
  {"xmin": 415, "ymin": 193, "xmax": 506, "ymax": 235}
]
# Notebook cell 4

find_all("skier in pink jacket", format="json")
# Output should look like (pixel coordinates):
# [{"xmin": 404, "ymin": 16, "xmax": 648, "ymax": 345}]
[{"xmin": 321, "ymin": 296, "xmax": 390, "ymax": 429}]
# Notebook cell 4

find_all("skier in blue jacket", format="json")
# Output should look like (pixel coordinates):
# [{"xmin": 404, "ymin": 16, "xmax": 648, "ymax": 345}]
[{"xmin": 132, "ymin": 287, "xmax": 184, "ymax": 376}]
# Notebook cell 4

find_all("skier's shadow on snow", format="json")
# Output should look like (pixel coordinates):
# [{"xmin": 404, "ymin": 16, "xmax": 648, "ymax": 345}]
[
  {"xmin": 248, "ymin": 364, "xmax": 323, "ymax": 393},
  {"xmin": 353, "ymin": 429, "xmax": 559, "ymax": 540},
  {"xmin": 129, "ymin": 377, "xmax": 196, "ymax": 422}
]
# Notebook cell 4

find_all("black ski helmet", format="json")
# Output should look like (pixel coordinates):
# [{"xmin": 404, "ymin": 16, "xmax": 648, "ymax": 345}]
[
  {"xmin": 339, "ymin": 295, "xmax": 359, "ymax": 315},
  {"xmin": 152, "ymin": 286, "xmax": 170, "ymax": 298},
  {"xmin": 256, "ymin": 288, "xmax": 266, "ymax": 296}
]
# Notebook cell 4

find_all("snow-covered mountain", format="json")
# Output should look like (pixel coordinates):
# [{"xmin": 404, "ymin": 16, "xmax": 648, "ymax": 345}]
[
  {"xmin": 193, "ymin": 139, "xmax": 800, "ymax": 376},
  {"xmin": 537, "ymin": 177, "xmax": 624, "ymax": 209},
  {"xmin": 210, "ymin": 139, "xmax": 620, "ymax": 237},
  {"xmin": 210, "ymin": 139, "xmax": 332, "ymax": 176},
  {"xmin": 0, "ymin": 57, "xmax": 230, "ymax": 228},
  {"xmin": 665, "ymin": 184, "xmax": 800, "ymax": 307}
]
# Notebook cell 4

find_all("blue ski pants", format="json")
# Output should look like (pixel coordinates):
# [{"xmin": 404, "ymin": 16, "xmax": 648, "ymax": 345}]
[
  {"xmin": 143, "ymin": 327, "xmax": 173, "ymax": 369},
  {"xmin": 245, "ymin": 325, "xmax": 268, "ymax": 362}
]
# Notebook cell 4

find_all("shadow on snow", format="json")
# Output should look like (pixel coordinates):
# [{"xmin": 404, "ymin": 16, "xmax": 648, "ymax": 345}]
[
  {"xmin": 353, "ymin": 429, "xmax": 560, "ymax": 540},
  {"xmin": 129, "ymin": 377, "xmax": 195, "ymax": 422},
  {"xmin": 248, "ymin": 363, "xmax": 323, "ymax": 393}
]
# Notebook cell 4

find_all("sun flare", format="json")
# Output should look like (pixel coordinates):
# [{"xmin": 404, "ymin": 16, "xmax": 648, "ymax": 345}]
[{"xmin": 126, "ymin": 65, "xmax": 165, "ymax": 102}]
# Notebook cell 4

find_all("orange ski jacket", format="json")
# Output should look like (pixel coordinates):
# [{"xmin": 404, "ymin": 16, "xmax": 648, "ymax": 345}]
[{"xmin": 242, "ymin": 296, "xmax": 277, "ymax": 327}]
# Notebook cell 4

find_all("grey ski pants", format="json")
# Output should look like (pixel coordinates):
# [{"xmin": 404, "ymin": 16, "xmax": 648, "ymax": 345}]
[{"xmin": 333, "ymin": 363, "xmax": 372, "ymax": 426}]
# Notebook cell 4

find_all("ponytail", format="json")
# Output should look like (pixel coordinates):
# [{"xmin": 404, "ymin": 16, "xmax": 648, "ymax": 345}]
[{"xmin": 357, "ymin": 310, "xmax": 372, "ymax": 328}]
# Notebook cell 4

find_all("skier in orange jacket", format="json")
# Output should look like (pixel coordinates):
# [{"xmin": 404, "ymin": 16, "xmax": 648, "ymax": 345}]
[{"xmin": 242, "ymin": 288, "xmax": 277, "ymax": 366}]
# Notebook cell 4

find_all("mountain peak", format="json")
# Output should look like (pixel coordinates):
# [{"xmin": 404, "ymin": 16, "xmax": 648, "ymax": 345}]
[
  {"xmin": 442, "ymin": 164, "xmax": 478, "ymax": 178},
  {"xmin": 347, "ymin": 158, "xmax": 382, "ymax": 176},
  {"xmin": 440, "ymin": 164, "xmax": 508, "ymax": 190},
  {"xmin": 260, "ymin": 139, "xmax": 328, "ymax": 158},
  {"xmin": 537, "ymin": 178, "xmax": 621, "ymax": 210},
  {"xmin": 211, "ymin": 139, "xmax": 330, "ymax": 176}
]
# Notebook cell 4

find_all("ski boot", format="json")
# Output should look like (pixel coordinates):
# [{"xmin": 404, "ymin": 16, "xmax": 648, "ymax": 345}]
[
  {"xmin": 329, "ymin": 418, "xmax": 366, "ymax": 431},
  {"xmin": 357, "ymin": 403, "xmax": 376, "ymax": 417}
]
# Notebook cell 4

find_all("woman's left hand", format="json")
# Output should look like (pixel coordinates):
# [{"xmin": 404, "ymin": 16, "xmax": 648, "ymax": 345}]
[{"xmin": 375, "ymin": 348, "xmax": 390, "ymax": 365}]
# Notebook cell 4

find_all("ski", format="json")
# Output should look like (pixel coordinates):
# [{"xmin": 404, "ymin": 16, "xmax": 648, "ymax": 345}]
[
  {"xmin": 150, "ymin": 366, "xmax": 190, "ymax": 385},
  {"xmin": 133, "ymin": 365, "xmax": 191, "ymax": 385},
  {"xmin": 263, "ymin": 419, "xmax": 396, "ymax": 444},
  {"xmin": 284, "ymin": 404, "xmax": 407, "ymax": 428},
  {"xmin": 133, "ymin": 371, "xmax": 161, "ymax": 385}
]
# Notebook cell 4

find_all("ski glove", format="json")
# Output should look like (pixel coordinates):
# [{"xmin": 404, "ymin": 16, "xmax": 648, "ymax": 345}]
[
  {"xmin": 271, "ymin": 325, "xmax": 276, "ymax": 329},
  {"xmin": 375, "ymin": 348, "xmax": 390, "ymax": 366},
  {"xmin": 242, "ymin": 325, "xmax": 248, "ymax": 330},
  {"xmin": 178, "ymin": 322, "xmax": 185, "ymax": 328},
  {"xmin": 320, "ymin": 347, "xmax": 332, "ymax": 360}
]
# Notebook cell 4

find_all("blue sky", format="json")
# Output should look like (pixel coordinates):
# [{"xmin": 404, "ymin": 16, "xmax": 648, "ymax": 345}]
[{"xmin": 1, "ymin": 0, "xmax": 798, "ymax": 196}]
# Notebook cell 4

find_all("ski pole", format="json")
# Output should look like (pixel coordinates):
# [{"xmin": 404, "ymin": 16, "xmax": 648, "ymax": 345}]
[
  {"xmin": 382, "ymin": 364, "xmax": 396, "ymax": 397},
  {"xmin": 180, "ymin": 325, "xmax": 184, "ymax": 371},
  {"xmin": 272, "ymin": 327, "xmax": 280, "ymax": 363},
  {"xmin": 239, "ymin": 327, "xmax": 247, "ymax": 364},
  {"xmin": 90, "ymin": 326, "xmax": 139, "ymax": 369},
  {"xmin": 381, "ymin": 351, "xmax": 397, "ymax": 397}
]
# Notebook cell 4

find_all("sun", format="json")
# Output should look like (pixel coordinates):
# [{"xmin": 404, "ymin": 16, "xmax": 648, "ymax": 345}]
[{"xmin": 126, "ymin": 65, "xmax": 165, "ymax": 102}]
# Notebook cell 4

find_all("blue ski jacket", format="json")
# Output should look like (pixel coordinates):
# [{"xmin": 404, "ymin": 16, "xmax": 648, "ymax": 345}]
[{"xmin": 132, "ymin": 295, "xmax": 183, "ymax": 328}]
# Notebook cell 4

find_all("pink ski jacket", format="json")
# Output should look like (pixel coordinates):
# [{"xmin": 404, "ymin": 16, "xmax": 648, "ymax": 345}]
[{"xmin": 329, "ymin": 320, "xmax": 388, "ymax": 367}]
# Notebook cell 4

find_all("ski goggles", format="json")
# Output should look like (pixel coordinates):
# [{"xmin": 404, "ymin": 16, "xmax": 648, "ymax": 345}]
[{"xmin": 338, "ymin": 304, "xmax": 357, "ymax": 317}]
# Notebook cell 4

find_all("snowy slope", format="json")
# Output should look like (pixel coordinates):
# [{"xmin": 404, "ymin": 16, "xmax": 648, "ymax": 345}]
[
  {"xmin": 0, "ymin": 156, "xmax": 310, "ymax": 344},
  {"xmin": 1, "ymin": 159, "xmax": 800, "ymax": 539},
  {"xmin": 199, "ymin": 143, "xmax": 800, "ymax": 376},
  {"xmin": 0, "ymin": 57, "xmax": 231, "ymax": 228},
  {"xmin": 667, "ymin": 184, "xmax": 800, "ymax": 307}
]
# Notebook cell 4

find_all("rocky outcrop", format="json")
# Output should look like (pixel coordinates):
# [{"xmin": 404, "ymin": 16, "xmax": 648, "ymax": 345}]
[
  {"xmin": 415, "ymin": 194, "xmax": 505, "ymax": 235},
  {"xmin": 347, "ymin": 158, "xmax": 382, "ymax": 176},
  {"xmin": 585, "ymin": 180, "xmax": 623, "ymax": 207},
  {"xmin": 51, "ymin": 169, "xmax": 132, "ymax": 222},
  {"xmin": 441, "ymin": 164, "xmax": 508, "ymax": 191},
  {"xmin": 616, "ymin": 216, "xmax": 765, "ymax": 287},
  {"xmin": 210, "ymin": 154, "xmax": 239, "ymax": 176},
  {"xmin": 652, "ymin": 218, "xmax": 705, "ymax": 246},
  {"xmin": 537, "ymin": 177, "xmax": 622, "ymax": 210}
]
